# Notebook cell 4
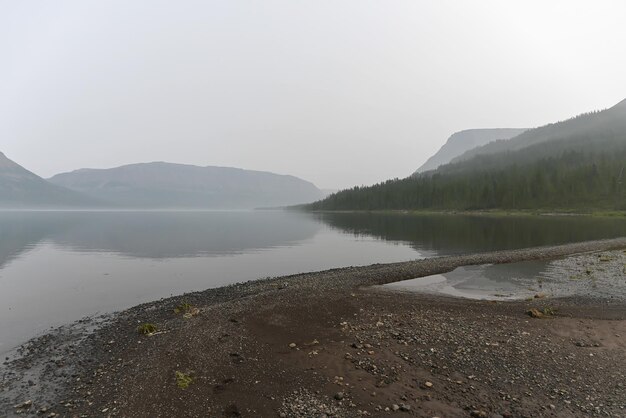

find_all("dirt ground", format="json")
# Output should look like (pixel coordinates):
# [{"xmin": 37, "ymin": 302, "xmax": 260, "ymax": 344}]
[{"xmin": 51, "ymin": 287, "xmax": 626, "ymax": 417}]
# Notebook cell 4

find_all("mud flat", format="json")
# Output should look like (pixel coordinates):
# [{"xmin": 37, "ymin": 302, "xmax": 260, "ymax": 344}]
[{"xmin": 2, "ymin": 238, "xmax": 626, "ymax": 417}]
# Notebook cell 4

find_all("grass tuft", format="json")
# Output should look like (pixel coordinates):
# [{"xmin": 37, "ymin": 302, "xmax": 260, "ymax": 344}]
[
  {"xmin": 174, "ymin": 301, "xmax": 194, "ymax": 314},
  {"xmin": 137, "ymin": 323, "xmax": 157, "ymax": 335},
  {"xmin": 175, "ymin": 371, "xmax": 193, "ymax": 389}
]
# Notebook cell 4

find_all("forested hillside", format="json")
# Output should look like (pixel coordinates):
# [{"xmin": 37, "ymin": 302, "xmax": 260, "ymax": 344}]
[
  {"xmin": 452, "ymin": 99, "xmax": 626, "ymax": 163},
  {"xmin": 306, "ymin": 101, "xmax": 626, "ymax": 212}
]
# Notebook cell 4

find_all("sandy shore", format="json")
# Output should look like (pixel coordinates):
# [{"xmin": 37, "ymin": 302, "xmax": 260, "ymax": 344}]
[{"xmin": 2, "ymin": 238, "xmax": 626, "ymax": 417}]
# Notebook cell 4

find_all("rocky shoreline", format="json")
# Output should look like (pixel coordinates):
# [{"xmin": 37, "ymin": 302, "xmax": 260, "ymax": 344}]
[{"xmin": 2, "ymin": 238, "xmax": 626, "ymax": 417}]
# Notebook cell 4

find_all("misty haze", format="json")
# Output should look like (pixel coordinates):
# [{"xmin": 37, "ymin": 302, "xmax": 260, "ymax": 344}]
[{"xmin": 1, "ymin": 2, "xmax": 626, "ymax": 417}]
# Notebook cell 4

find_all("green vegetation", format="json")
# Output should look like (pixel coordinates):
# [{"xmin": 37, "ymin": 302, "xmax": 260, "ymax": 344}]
[
  {"xmin": 175, "ymin": 371, "xmax": 193, "ymax": 389},
  {"xmin": 307, "ymin": 100, "xmax": 626, "ymax": 212},
  {"xmin": 542, "ymin": 307, "xmax": 557, "ymax": 316},
  {"xmin": 173, "ymin": 301, "xmax": 200, "ymax": 319},
  {"xmin": 307, "ymin": 135, "xmax": 626, "ymax": 212},
  {"xmin": 527, "ymin": 307, "xmax": 557, "ymax": 318},
  {"xmin": 137, "ymin": 323, "xmax": 157, "ymax": 335},
  {"xmin": 173, "ymin": 301, "xmax": 194, "ymax": 314}
]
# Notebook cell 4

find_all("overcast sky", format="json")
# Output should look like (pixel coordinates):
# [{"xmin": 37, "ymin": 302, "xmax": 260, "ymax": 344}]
[{"xmin": 1, "ymin": 1, "xmax": 625, "ymax": 189}]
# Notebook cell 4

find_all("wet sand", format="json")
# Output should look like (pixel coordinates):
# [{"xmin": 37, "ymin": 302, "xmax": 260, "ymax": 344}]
[{"xmin": 2, "ymin": 238, "xmax": 626, "ymax": 417}]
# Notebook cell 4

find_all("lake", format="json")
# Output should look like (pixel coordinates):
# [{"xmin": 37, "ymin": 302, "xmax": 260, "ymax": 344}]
[{"xmin": 2, "ymin": 210, "xmax": 626, "ymax": 353}]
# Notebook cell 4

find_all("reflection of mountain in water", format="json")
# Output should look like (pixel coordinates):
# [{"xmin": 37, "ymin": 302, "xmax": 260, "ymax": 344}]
[
  {"xmin": 51, "ymin": 211, "xmax": 320, "ymax": 258},
  {"xmin": 0, "ymin": 212, "xmax": 75, "ymax": 269},
  {"xmin": 315, "ymin": 212, "xmax": 626, "ymax": 255},
  {"xmin": 0, "ymin": 211, "xmax": 320, "ymax": 265}
]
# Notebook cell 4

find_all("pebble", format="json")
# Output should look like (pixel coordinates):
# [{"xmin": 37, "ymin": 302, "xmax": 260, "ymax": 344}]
[{"xmin": 14, "ymin": 400, "xmax": 32, "ymax": 409}]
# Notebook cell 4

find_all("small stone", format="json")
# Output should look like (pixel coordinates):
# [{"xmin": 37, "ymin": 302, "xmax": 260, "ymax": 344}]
[
  {"xmin": 14, "ymin": 400, "xmax": 32, "ymax": 409},
  {"xmin": 400, "ymin": 404, "xmax": 411, "ymax": 411},
  {"xmin": 334, "ymin": 392, "xmax": 344, "ymax": 400},
  {"xmin": 392, "ymin": 404, "xmax": 400, "ymax": 411},
  {"xmin": 424, "ymin": 381, "xmax": 433, "ymax": 388},
  {"xmin": 288, "ymin": 343, "xmax": 296, "ymax": 348}
]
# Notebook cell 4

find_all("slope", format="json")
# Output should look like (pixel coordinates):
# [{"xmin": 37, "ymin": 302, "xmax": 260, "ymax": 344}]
[
  {"xmin": 49, "ymin": 162, "xmax": 324, "ymax": 209},
  {"xmin": 0, "ymin": 152, "xmax": 98, "ymax": 208},
  {"xmin": 415, "ymin": 128, "xmax": 527, "ymax": 174}
]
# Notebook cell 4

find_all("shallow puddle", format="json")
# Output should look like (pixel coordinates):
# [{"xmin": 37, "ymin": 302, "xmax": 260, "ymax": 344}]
[{"xmin": 385, "ymin": 252, "xmax": 626, "ymax": 302}]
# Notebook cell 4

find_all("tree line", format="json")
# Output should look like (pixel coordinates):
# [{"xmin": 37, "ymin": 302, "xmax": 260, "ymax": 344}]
[{"xmin": 306, "ymin": 134, "xmax": 626, "ymax": 211}]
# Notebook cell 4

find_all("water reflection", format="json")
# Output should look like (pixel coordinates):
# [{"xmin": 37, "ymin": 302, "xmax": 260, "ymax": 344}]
[
  {"xmin": 314, "ymin": 212, "xmax": 626, "ymax": 254},
  {"xmin": 50, "ymin": 211, "xmax": 320, "ymax": 258},
  {"xmin": 0, "ymin": 211, "xmax": 320, "ymax": 265},
  {"xmin": 0, "ymin": 212, "xmax": 72, "ymax": 269}
]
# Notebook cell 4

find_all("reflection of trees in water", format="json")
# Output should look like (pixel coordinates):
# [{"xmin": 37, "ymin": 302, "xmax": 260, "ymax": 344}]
[
  {"xmin": 314, "ymin": 212, "xmax": 626, "ymax": 255},
  {"xmin": 0, "ymin": 211, "xmax": 321, "ymax": 264}
]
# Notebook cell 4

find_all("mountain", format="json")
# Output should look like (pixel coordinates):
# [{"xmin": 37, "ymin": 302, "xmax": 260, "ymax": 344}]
[
  {"xmin": 415, "ymin": 128, "xmax": 527, "ymax": 174},
  {"xmin": 451, "ymin": 99, "xmax": 626, "ymax": 164},
  {"xmin": 307, "ymin": 98, "xmax": 626, "ymax": 212},
  {"xmin": 0, "ymin": 152, "xmax": 97, "ymax": 208},
  {"xmin": 49, "ymin": 162, "xmax": 324, "ymax": 209}
]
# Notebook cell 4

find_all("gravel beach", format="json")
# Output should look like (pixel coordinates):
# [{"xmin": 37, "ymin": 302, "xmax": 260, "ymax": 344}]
[{"xmin": 2, "ymin": 238, "xmax": 626, "ymax": 417}]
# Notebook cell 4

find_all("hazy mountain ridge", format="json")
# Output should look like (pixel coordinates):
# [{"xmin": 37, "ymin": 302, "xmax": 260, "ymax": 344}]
[
  {"xmin": 414, "ymin": 128, "xmax": 527, "ymax": 174},
  {"xmin": 307, "ymin": 98, "xmax": 626, "ymax": 211},
  {"xmin": 451, "ymin": 99, "xmax": 626, "ymax": 164},
  {"xmin": 0, "ymin": 152, "xmax": 98, "ymax": 208},
  {"xmin": 49, "ymin": 162, "xmax": 325, "ymax": 209}
]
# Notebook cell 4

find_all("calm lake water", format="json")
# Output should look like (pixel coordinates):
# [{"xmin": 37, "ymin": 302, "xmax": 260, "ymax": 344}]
[{"xmin": 2, "ymin": 210, "xmax": 626, "ymax": 353}]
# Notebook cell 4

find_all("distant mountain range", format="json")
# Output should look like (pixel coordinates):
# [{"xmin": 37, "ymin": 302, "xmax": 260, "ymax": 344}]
[
  {"xmin": 414, "ymin": 128, "xmax": 527, "ymax": 174},
  {"xmin": 307, "ymin": 98, "xmax": 626, "ymax": 211},
  {"xmin": 48, "ymin": 162, "xmax": 324, "ymax": 209},
  {"xmin": 0, "ymin": 156, "xmax": 324, "ymax": 209}
]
